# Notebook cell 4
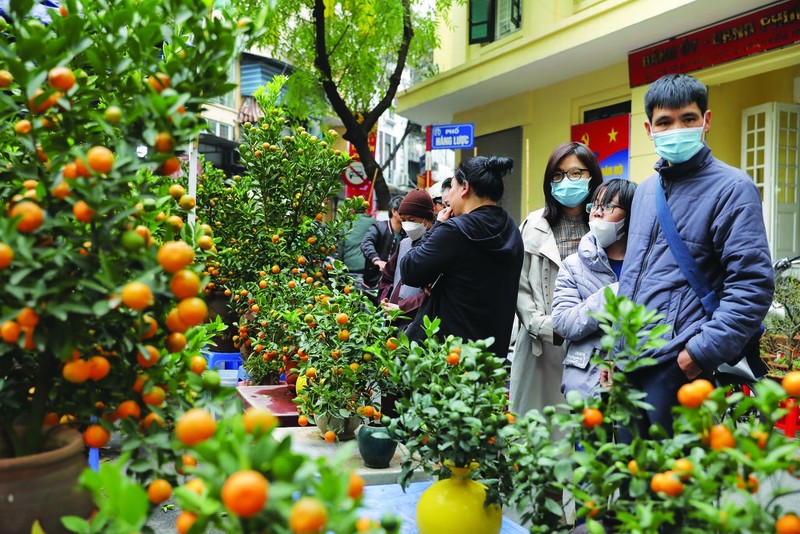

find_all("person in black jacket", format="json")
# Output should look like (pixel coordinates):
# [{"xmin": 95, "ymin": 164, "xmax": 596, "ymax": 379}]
[
  {"xmin": 359, "ymin": 194, "xmax": 404, "ymax": 288},
  {"xmin": 400, "ymin": 156, "xmax": 524, "ymax": 359}
]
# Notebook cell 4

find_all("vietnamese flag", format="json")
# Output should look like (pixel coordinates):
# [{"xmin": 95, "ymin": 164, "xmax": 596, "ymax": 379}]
[{"xmin": 571, "ymin": 114, "xmax": 630, "ymax": 181}]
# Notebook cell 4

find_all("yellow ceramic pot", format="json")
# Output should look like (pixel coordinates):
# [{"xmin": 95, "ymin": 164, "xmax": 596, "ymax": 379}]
[{"xmin": 416, "ymin": 464, "xmax": 502, "ymax": 534}]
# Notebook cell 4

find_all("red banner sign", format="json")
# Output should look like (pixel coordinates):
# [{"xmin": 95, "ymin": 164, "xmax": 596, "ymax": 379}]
[
  {"xmin": 571, "ymin": 114, "xmax": 630, "ymax": 181},
  {"xmin": 629, "ymin": 1, "xmax": 800, "ymax": 87},
  {"xmin": 342, "ymin": 113, "xmax": 378, "ymax": 214}
]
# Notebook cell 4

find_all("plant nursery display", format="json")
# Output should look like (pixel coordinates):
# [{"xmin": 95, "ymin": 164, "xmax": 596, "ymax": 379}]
[
  {"xmin": 384, "ymin": 317, "xmax": 515, "ymax": 503},
  {"xmin": 64, "ymin": 404, "xmax": 401, "ymax": 534},
  {"xmin": 377, "ymin": 293, "xmax": 800, "ymax": 534},
  {"xmin": 288, "ymin": 269, "xmax": 398, "ymax": 439},
  {"xmin": 0, "ymin": 2, "xmax": 402, "ymax": 533},
  {"xmin": 194, "ymin": 76, "xmax": 372, "ymax": 384},
  {"xmin": 379, "ymin": 318, "xmax": 513, "ymax": 533},
  {"xmin": 5, "ymin": 2, "xmax": 800, "ymax": 534},
  {"xmin": 0, "ymin": 0, "xmax": 255, "ymax": 532},
  {"xmin": 763, "ymin": 257, "xmax": 800, "ymax": 375}
]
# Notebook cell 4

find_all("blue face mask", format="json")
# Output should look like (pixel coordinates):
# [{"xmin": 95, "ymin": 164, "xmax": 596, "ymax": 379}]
[
  {"xmin": 551, "ymin": 178, "xmax": 590, "ymax": 208},
  {"xmin": 651, "ymin": 124, "xmax": 705, "ymax": 164}
]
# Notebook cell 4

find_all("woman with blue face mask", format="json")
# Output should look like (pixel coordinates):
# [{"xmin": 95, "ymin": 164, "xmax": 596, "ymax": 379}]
[{"xmin": 510, "ymin": 142, "xmax": 603, "ymax": 419}]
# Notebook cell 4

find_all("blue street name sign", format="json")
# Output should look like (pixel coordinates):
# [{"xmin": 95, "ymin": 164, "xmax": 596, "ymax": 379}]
[{"xmin": 430, "ymin": 123, "xmax": 474, "ymax": 150}]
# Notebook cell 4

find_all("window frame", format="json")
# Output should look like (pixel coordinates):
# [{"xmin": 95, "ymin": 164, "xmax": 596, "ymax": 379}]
[
  {"xmin": 469, "ymin": 0, "xmax": 496, "ymax": 45},
  {"xmin": 469, "ymin": 0, "xmax": 521, "ymax": 45}
]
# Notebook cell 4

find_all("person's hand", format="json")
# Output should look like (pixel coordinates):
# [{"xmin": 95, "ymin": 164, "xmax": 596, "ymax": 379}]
[
  {"xmin": 381, "ymin": 300, "xmax": 400, "ymax": 312},
  {"xmin": 437, "ymin": 206, "xmax": 453, "ymax": 222},
  {"xmin": 374, "ymin": 260, "xmax": 387, "ymax": 271},
  {"xmin": 600, "ymin": 369, "xmax": 612, "ymax": 389},
  {"xmin": 677, "ymin": 348, "xmax": 702, "ymax": 379}
]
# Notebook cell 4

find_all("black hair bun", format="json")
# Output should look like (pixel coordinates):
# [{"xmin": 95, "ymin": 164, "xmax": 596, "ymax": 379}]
[{"xmin": 485, "ymin": 156, "xmax": 513, "ymax": 178}]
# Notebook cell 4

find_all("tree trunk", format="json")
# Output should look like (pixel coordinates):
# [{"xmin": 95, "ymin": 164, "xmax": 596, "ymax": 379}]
[{"xmin": 311, "ymin": 0, "xmax": 414, "ymax": 212}]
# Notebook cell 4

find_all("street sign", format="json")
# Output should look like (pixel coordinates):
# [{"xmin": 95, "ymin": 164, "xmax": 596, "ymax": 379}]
[{"xmin": 430, "ymin": 123, "xmax": 474, "ymax": 150}]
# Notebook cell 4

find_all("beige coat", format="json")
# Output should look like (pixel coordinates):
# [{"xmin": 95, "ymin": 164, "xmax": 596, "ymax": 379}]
[{"xmin": 510, "ymin": 208, "xmax": 567, "ymax": 417}]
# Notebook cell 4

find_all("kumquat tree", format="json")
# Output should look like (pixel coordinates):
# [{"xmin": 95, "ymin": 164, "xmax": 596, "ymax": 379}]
[
  {"xmin": 196, "ymin": 76, "xmax": 356, "ymax": 308},
  {"xmin": 502, "ymin": 291, "xmax": 800, "ymax": 534},
  {"xmin": 0, "ymin": 1, "xmax": 402, "ymax": 533},
  {"xmin": 5, "ymin": 1, "xmax": 800, "ymax": 534},
  {"xmin": 194, "ymin": 76, "xmax": 376, "ymax": 385},
  {"xmin": 0, "ymin": 0, "xmax": 251, "ymax": 462}
]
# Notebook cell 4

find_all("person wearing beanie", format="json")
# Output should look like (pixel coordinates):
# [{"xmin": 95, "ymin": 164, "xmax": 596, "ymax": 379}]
[
  {"xmin": 378, "ymin": 189, "xmax": 435, "ymax": 323},
  {"xmin": 396, "ymin": 188, "xmax": 435, "ymax": 223},
  {"xmin": 377, "ymin": 189, "xmax": 435, "ymax": 418}
]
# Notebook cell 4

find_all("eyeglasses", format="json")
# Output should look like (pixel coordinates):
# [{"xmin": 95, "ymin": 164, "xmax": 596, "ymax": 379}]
[
  {"xmin": 552, "ymin": 168, "xmax": 589, "ymax": 182},
  {"xmin": 586, "ymin": 202, "xmax": 625, "ymax": 214}
]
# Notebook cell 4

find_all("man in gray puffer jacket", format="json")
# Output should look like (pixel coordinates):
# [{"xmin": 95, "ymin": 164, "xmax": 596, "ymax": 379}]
[{"xmin": 617, "ymin": 74, "xmax": 774, "ymax": 436}]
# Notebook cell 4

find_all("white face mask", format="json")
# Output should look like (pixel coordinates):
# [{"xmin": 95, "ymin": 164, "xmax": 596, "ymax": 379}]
[
  {"xmin": 401, "ymin": 221, "xmax": 426, "ymax": 241},
  {"xmin": 589, "ymin": 218, "xmax": 626, "ymax": 248}
]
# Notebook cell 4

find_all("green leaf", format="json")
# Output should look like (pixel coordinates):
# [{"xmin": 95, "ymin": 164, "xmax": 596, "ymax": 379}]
[
  {"xmin": 543, "ymin": 496, "xmax": 564, "ymax": 520},
  {"xmin": 9, "ymin": 267, "xmax": 33, "ymax": 286},
  {"xmin": 31, "ymin": 519, "xmax": 49, "ymax": 534},
  {"xmin": 119, "ymin": 484, "xmax": 149, "ymax": 525},
  {"xmin": 422, "ymin": 406, "xmax": 439, "ymax": 417},
  {"xmin": 587, "ymin": 520, "xmax": 606, "ymax": 534}
]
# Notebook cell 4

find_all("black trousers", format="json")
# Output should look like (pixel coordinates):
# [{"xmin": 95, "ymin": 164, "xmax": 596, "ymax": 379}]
[{"xmin": 626, "ymin": 357, "xmax": 712, "ymax": 439}]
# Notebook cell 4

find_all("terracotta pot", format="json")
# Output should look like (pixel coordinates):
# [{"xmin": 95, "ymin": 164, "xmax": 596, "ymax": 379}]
[
  {"xmin": 206, "ymin": 289, "xmax": 238, "ymax": 352},
  {"xmin": 0, "ymin": 427, "xmax": 94, "ymax": 534}
]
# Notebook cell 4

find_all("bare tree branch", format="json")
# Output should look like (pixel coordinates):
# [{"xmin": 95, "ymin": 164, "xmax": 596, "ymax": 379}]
[
  {"xmin": 312, "ymin": 0, "xmax": 361, "ymax": 142},
  {"xmin": 310, "ymin": 0, "xmax": 418, "ymax": 209},
  {"xmin": 363, "ymin": 0, "xmax": 413, "ymax": 133}
]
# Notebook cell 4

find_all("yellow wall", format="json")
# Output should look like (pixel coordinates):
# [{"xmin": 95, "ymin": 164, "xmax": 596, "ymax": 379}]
[
  {"xmin": 434, "ymin": 3, "xmax": 467, "ymax": 72},
  {"xmin": 705, "ymin": 64, "xmax": 799, "ymax": 168},
  {"xmin": 629, "ymin": 83, "xmax": 652, "ymax": 185},
  {"xmin": 443, "ymin": 51, "xmax": 799, "ymax": 218},
  {"xmin": 451, "ymin": 61, "xmax": 631, "ymax": 215},
  {"xmin": 409, "ymin": 0, "xmax": 694, "ymax": 112}
]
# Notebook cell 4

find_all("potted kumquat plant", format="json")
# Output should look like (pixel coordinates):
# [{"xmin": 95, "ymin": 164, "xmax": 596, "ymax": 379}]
[
  {"xmin": 504, "ymin": 291, "xmax": 800, "ymax": 534},
  {"xmin": 763, "ymin": 264, "xmax": 800, "ymax": 376},
  {"xmin": 275, "ymin": 267, "xmax": 398, "ymax": 441},
  {"xmin": 381, "ymin": 317, "xmax": 516, "ymax": 534},
  {"xmin": 193, "ymin": 76, "xmax": 367, "ymax": 386},
  {"xmin": 65, "ymin": 404, "xmax": 403, "ymax": 533},
  {"xmin": 0, "ymin": 1, "xmax": 260, "ymax": 531}
]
